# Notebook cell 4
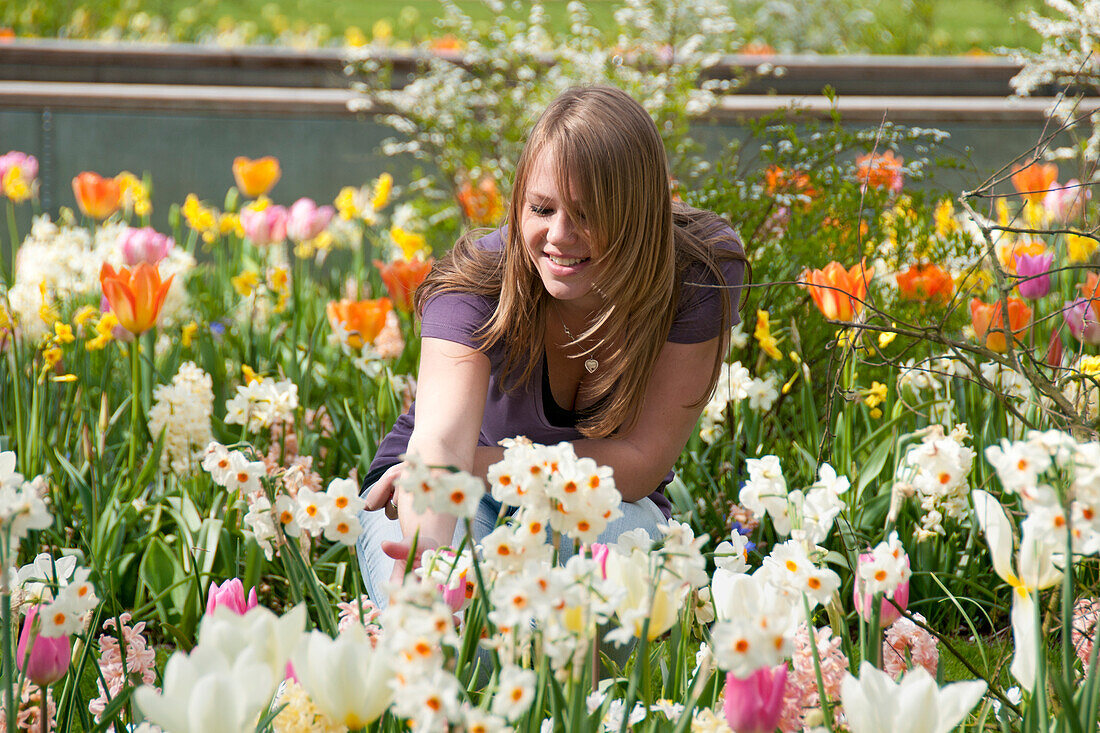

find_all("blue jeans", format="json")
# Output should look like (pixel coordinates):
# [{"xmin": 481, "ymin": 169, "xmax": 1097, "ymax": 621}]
[{"xmin": 355, "ymin": 490, "xmax": 668, "ymax": 609}]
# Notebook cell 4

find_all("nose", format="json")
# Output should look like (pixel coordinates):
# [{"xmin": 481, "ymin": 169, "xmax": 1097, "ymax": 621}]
[{"xmin": 546, "ymin": 210, "xmax": 576, "ymax": 246}]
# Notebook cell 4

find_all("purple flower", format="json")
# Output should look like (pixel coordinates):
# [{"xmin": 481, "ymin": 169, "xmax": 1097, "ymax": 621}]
[
  {"xmin": 119, "ymin": 226, "xmax": 174, "ymax": 266},
  {"xmin": 1014, "ymin": 252, "xmax": 1053, "ymax": 300},
  {"xmin": 286, "ymin": 198, "xmax": 335, "ymax": 242},
  {"xmin": 1064, "ymin": 298, "xmax": 1100, "ymax": 343},
  {"xmin": 723, "ymin": 665, "xmax": 788, "ymax": 733}
]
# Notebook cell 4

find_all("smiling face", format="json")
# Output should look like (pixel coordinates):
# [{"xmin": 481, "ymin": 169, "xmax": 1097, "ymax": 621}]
[{"xmin": 519, "ymin": 152, "xmax": 603, "ymax": 313}]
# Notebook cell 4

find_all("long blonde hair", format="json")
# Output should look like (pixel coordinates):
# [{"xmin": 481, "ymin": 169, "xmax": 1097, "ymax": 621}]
[{"xmin": 417, "ymin": 85, "xmax": 748, "ymax": 438}]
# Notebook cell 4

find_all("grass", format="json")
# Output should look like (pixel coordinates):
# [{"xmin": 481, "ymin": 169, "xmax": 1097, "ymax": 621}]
[{"xmin": 2, "ymin": 0, "xmax": 1050, "ymax": 54}]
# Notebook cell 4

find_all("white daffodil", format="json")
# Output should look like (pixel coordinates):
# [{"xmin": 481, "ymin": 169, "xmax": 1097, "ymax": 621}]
[
  {"xmin": 603, "ymin": 547, "xmax": 687, "ymax": 644},
  {"xmin": 135, "ymin": 644, "xmax": 274, "ymax": 733},
  {"xmin": 972, "ymin": 489, "xmax": 1062, "ymax": 689},
  {"xmin": 291, "ymin": 624, "xmax": 394, "ymax": 729},
  {"xmin": 841, "ymin": 661, "xmax": 986, "ymax": 733}
]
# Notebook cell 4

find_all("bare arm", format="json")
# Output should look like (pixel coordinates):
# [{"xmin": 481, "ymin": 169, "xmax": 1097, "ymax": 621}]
[{"xmin": 474, "ymin": 336, "xmax": 722, "ymax": 502}]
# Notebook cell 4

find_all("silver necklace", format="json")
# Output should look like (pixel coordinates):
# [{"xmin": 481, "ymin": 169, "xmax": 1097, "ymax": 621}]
[{"xmin": 558, "ymin": 313, "xmax": 599, "ymax": 374}]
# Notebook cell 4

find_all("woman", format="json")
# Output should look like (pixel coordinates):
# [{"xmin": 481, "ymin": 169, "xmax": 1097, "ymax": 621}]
[{"xmin": 357, "ymin": 85, "xmax": 747, "ymax": 606}]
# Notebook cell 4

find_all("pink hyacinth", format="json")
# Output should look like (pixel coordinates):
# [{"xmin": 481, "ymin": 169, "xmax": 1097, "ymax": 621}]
[
  {"xmin": 0, "ymin": 151, "xmax": 38, "ymax": 182},
  {"xmin": 88, "ymin": 613, "xmax": 157, "ymax": 723},
  {"xmin": 17, "ymin": 605, "xmax": 71, "ymax": 686},
  {"xmin": 882, "ymin": 613, "xmax": 939, "ymax": 679},
  {"xmin": 1073, "ymin": 597, "xmax": 1100, "ymax": 674},
  {"xmin": 778, "ymin": 623, "xmax": 848, "ymax": 732},
  {"xmin": 240, "ymin": 204, "xmax": 288, "ymax": 246},
  {"xmin": 1014, "ymin": 252, "xmax": 1053, "ymax": 300},
  {"xmin": 853, "ymin": 553, "xmax": 910, "ymax": 627},
  {"xmin": 286, "ymin": 197, "xmax": 334, "ymax": 242},
  {"xmin": 1064, "ymin": 299, "xmax": 1100, "ymax": 344},
  {"xmin": 206, "ymin": 578, "xmax": 258, "ymax": 616},
  {"xmin": 723, "ymin": 665, "xmax": 788, "ymax": 733},
  {"xmin": 119, "ymin": 226, "xmax": 175, "ymax": 266}
]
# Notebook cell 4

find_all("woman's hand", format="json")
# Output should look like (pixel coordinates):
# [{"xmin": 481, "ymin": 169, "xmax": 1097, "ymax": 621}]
[
  {"xmin": 382, "ymin": 534, "xmax": 441, "ymax": 586},
  {"xmin": 363, "ymin": 463, "xmax": 405, "ymax": 520}
]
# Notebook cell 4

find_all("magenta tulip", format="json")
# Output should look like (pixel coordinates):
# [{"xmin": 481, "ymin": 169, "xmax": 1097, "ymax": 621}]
[
  {"xmin": 119, "ymin": 226, "xmax": 175, "ymax": 266},
  {"xmin": 1065, "ymin": 299, "xmax": 1100, "ymax": 344},
  {"xmin": 206, "ymin": 578, "xmax": 258, "ymax": 616},
  {"xmin": 240, "ymin": 204, "xmax": 288, "ymax": 246},
  {"xmin": 286, "ymin": 198, "xmax": 334, "ymax": 242},
  {"xmin": 1014, "ymin": 252, "xmax": 1053, "ymax": 300},
  {"xmin": 723, "ymin": 665, "xmax": 788, "ymax": 733},
  {"xmin": 17, "ymin": 606, "xmax": 71, "ymax": 686},
  {"xmin": 853, "ymin": 553, "xmax": 910, "ymax": 627}
]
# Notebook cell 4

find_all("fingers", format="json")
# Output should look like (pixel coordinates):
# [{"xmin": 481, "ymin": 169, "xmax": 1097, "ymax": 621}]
[{"xmin": 363, "ymin": 463, "xmax": 404, "ymax": 511}]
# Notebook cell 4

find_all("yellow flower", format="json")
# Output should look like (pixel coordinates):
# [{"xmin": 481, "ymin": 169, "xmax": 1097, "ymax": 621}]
[
  {"xmin": 372, "ymin": 19, "xmax": 393, "ymax": 43},
  {"xmin": 996, "ymin": 198, "xmax": 1010, "ymax": 227},
  {"xmin": 73, "ymin": 305, "xmax": 99, "ymax": 327},
  {"xmin": 870, "ymin": 407, "xmax": 883, "ymax": 419},
  {"xmin": 232, "ymin": 270, "xmax": 260, "ymax": 297},
  {"xmin": 878, "ymin": 329, "xmax": 897, "ymax": 349},
  {"xmin": 1067, "ymin": 233, "xmax": 1099, "ymax": 263},
  {"xmin": 116, "ymin": 171, "xmax": 151, "ymax": 217},
  {"xmin": 344, "ymin": 25, "xmax": 368, "ymax": 47},
  {"xmin": 181, "ymin": 321, "xmax": 198, "ymax": 348},
  {"xmin": 1080, "ymin": 355, "xmax": 1100, "ymax": 377},
  {"xmin": 335, "ymin": 186, "xmax": 360, "ymax": 221},
  {"xmin": 37, "ymin": 281, "xmax": 58, "ymax": 326},
  {"xmin": 955, "ymin": 268, "xmax": 993, "ymax": 296},
  {"xmin": 863, "ymin": 381, "xmax": 888, "ymax": 409},
  {"xmin": 781, "ymin": 370, "xmax": 800, "ymax": 395},
  {"xmin": 241, "ymin": 365, "xmax": 262, "ymax": 384},
  {"xmin": 372, "ymin": 173, "xmax": 393, "ymax": 211},
  {"xmin": 753, "ymin": 310, "xmax": 783, "ymax": 360},
  {"xmin": 183, "ymin": 194, "xmax": 219, "ymax": 242},
  {"xmin": 53, "ymin": 322, "xmax": 75, "ymax": 344},
  {"xmin": 42, "ymin": 345, "xmax": 62, "ymax": 370},
  {"xmin": 1024, "ymin": 201, "xmax": 1047, "ymax": 228},
  {"xmin": 934, "ymin": 199, "xmax": 958, "ymax": 237},
  {"xmin": 2, "ymin": 168, "xmax": 32, "ymax": 203},
  {"xmin": 789, "ymin": 351, "xmax": 802, "ymax": 365},
  {"xmin": 51, "ymin": 374, "xmax": 78, "ymax": 383},
  {"xmin": 389, "ymin": 227, "xmax": 427, "ymax": 260},
  {"xmin": 86, "ymin": 313, "xmax": 119, "ymax": 351},
  {"xmin": 269, "ymin": 267, "xmax": 290, "ymax": 313},
  {"xmin": 220, "ymin": 212, "xmax": 244, "ymax": 238}
]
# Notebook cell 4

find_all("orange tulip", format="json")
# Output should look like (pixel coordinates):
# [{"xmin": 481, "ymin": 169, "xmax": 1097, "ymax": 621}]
[
  {"xmin": 764, "ymin": 166, "xmax": 816, "ymax": 200},
  {"xmin": 72, "ymin": 172, "xmax": 122, "ymax": 220},
  {"xmin": 99, "ymin": 263, "xmax": 174, "ymax": 335},
  {"xmin": 456, "ymin": 177, "xmax": 504, "ymax": 226},
  {"xmin": 326, "ymin": 298, "xmax": 392, "ymax": 350},
  {"xmin": 373, "ymin": 257, "xmax": 434, "ymax": 313},
  {"xmin": 970, "ymin": 297, "xmax": 1031, "ymax": 352},
  {"xmin": 1079, "ymin": 272, "xmax": 1100, "ymax": 303},
  {"xmin": 801, "ymin": 260, "xmax": 873, "ymax": 321},
  {"xmin": 1011, "ymin": 161, "xmax": 1058, "ymax": 207},
  {"xmin": 232, "ymin": 156, "xmax": 281, "ymax": 198},
  {"xmin": 896, "ymin": 264, "xmax": 953, "ymax": 303}
]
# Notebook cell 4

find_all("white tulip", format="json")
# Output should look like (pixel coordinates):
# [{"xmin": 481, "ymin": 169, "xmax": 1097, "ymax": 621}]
[
  {"xmin": 841, "ymin": 661, "xmax": 986, "ymax": 733},
  {"xmin": 972, "ymin": 489, "xmax": 1061, "ymax": 689},
  {"xmin": 291, "ymin": 624, "xmax": 394, "ymax": 729},
  {"xmin": 135, "ymin": 645, "xmax": 274, "ymax": 733},
  {"xmin": 197, "ymin": 604, "xmax": 306, "ymax": 681}
]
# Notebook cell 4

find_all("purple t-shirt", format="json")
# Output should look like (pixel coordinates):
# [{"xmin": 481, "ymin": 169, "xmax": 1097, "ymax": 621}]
[{"xmin": 369, "ymin": 228, "xmax": 745, "ymax": 518}]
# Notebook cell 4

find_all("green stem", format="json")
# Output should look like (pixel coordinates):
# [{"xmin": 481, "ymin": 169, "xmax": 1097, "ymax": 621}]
[
  {"xmin": 804, "ymin": 595, "xmax": 835, "ymax": 732},
  {"xmin": 129, "ymin": 340, "xmax": 141, "ymax": 491},
  {"xmin": 2, "ymin": 558, "xmax": 14, "ymax": 733},
  {"xmin": 5, "ymin": 199, "xmax": 17, "ymax": 287}
]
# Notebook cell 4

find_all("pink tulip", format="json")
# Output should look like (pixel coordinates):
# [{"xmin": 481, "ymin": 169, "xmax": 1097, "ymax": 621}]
[
  {"xmin": 286, "ymin": 198, "xmax": 334, "ymax": 242},
  {"xmin": 1014, "ymin": 252, "xmax": 1053, "ymax": 300},
  {"xmin": 240, "ymin": 204, "xmax": 288, "ymax": 246},
  {"xmin": 590, "ymin": 543, "xmax": 610, "ymax": 579},
  {"xmin": 206, "ymin": 578, "xmax": 258, "ymax": 616},
  {"xmin": 1046, "ymin": 179, "xmax": 1090, "ymax": 221},
  {"xmin": 119, "ymin": 226, "xmax": 175, "ymax": 266},
  {"xmin": 440, "ymin": 571, "xmax": 468, "ymax": 614},
  {"xmin": 17, "ymin": 606, "xmax": 71, "ymax": 686},
  {"xmin": 1065, "ymin": 299, "xmax": 1100, "ymax": 344},
  {"xmin": 0, "ymin": 151, "xmax": 38, "ymax": 182},
  {"xmin": 853, "ymin": 553, "xmax": 910, "ymax": 627},
  {"xmin": 723, "ymin": 665, "xmax": 787, "ymax": 733}
]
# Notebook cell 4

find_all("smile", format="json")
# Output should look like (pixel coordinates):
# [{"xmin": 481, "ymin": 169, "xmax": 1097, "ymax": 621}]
[{"xmin": 548, "ymin": 254, "xmax": 590, "ymax": 267}]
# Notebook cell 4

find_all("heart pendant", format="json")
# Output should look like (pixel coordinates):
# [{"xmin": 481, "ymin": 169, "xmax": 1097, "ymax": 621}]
[{"xmin": 584, "ymin": 359, "xmax": 598, "ymax": 374}]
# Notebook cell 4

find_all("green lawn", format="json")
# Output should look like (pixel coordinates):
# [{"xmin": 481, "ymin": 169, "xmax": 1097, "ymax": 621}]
[{"xmin": 1, "ymin": 0, "xmax": 1050, "ymax": 54}]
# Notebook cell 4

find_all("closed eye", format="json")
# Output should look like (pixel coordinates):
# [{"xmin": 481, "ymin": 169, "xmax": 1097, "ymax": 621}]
[{"xmin": 528, "ymin": 204, "xmax": 552, "ymax": 216}]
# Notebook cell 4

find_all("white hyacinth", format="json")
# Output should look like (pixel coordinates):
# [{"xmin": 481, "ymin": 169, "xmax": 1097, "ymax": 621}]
[{"xmin": 148, "ymin": 362, "xmax": 215, "ymax": 475}]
